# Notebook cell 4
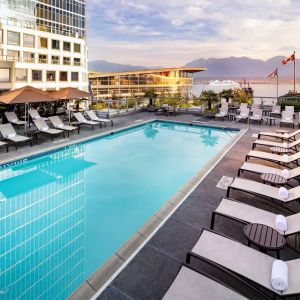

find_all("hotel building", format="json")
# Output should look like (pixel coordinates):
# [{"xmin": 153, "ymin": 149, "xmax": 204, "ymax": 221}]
[
  {"xmin": 89, "ymin": 67, "xmax": 206, "ymax": 99},
  {"xmin": 0, "ymin": 0, "xmax": 88, "ymax": 92}
]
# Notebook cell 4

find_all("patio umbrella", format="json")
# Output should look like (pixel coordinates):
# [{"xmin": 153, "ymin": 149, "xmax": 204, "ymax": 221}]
[
  {"xmin": 0, "ymin": 86, "xmax": 57, "ymax": 131},
  {"xmin": 51, "ymin": 88, "xmax": 92, "ymax": 124}
]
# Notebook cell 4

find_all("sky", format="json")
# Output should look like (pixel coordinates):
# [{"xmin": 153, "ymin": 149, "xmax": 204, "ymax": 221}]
[{"xmin": 87, "ymin": 0, "xmax": 300, "ymax": 67}]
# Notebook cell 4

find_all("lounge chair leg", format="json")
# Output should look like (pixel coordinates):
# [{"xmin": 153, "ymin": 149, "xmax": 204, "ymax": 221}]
[
  {"xmin": 210, "ymin": 212, "xmax": 216, "ymax": 229},
  {"xmin": 186, "ymin": 252, "xmax": 191, "ymax": 264},
  {"xmin": 111, "ymin": 120, "xmax": 114, "ymax": 126},
  {"xmin": 15, "ymin": 144, "xmax": 17, "ymax": 150},
  {"xmin": 226, "ymin": 187, "xmax": 231, "ymax": 198},
  {"xmin": 238, "ymin": 168, "xmax": 241, "ymax": 176}
]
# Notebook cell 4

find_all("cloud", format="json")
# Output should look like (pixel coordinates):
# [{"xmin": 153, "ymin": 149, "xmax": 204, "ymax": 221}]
[{"xmin": 87, "ymin": 0, "xmax": 300, "ymax": 66}]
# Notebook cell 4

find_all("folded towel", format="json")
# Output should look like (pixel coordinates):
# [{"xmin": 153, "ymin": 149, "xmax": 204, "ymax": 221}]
[
  {"xmin": 254, "ymin": 114, "xmax": 259, "ymax": 118},
  {"xmin": 282, "ymin": 154, "xmax": 289, "ymax": 163},
  {"xmin": 275, "ymin": 215, "xmax": 288, "ymax": 232},
  {"xmin": 281, "ymin": 169, "xmax": 290, "ymax": 179},
  {"xmin": 285, "ymin": 118, "xmax": 291, "ymax": 121},
  {"xmin": 283, "ymin": 133, "xmax": 289, "ymax": 138},
  {"xmin": 36, "ymin": 116, "xmax": 41, "ymax": 119},
  {"xmin": 271, "ymin": 260, "xmax": 288, "ymax": 292},
  {"xmin": 11, "ymin": 119, "xmax": 17, "ymax": 122},
  {"xmin": 58, "ymin": 124, "xmax": 64, "ymax": 128},
  {"xmin": 282, "ymin": 142, "xmax": 288, "ymax": 148},
  {"xmin": 279, "ymin": 187, "xmax": 289, "ymax": 200},
  {"xmin": 7, "ymin": 133, "xmax": 16, "ymax": 138},
  {"xmin": 42, "ymin": 126, "xmax": 49, "ymax": 131}
]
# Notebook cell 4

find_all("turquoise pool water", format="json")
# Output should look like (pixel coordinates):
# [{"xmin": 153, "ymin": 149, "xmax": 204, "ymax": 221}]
[{"xmin": 0, "ymin": 121, "xmax": 237, "ymax": 299}]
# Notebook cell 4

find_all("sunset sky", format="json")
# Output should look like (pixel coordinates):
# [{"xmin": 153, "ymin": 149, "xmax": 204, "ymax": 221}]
[{"xmin": 87, "ymin": 0, "xmax": 299, "ymax": 67}]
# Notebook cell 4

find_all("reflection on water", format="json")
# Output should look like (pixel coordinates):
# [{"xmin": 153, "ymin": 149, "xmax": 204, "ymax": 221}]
[{"xmin": 0, "ymin": 146, "xmax": 95, "ymax": 300}]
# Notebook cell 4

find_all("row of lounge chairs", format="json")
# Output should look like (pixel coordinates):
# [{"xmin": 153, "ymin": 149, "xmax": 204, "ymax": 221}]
[{"xmin": 163, "ymin": 128, "xmax": 300, "ymax": 299}]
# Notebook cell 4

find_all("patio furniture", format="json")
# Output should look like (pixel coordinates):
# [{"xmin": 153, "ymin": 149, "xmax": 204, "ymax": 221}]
[
  {"xmin": 0, "ymin": 123, "xmax": 32, "ymax": 149},
  {"xmin": 236, "ymin": 108, "xmax": 249, "ymax": 123},
  {"xmin": 265, "ymin": 116, "xmax": 276, "ymax": 126},
  {"xmin": 285, "ymin": 106, "xmax": 295, "ymax": 118},
  {"xmin": 270, "ymin": 147, "xmax": 290, "ymax": 154},
  {"xmin": 86, "ymin": 110, "xmax": 114, "ymax": 126},
  {"xmin": 252, "ymin": 137, "xmax": 300, "ymax": 151},
  {"xmin": 269, "ymin": 105, "xmax": 281, "ymax": 118},
  {"xmin": 0, "ymin": 141, "xmax": 8, "ymax": 152},
  {"xmin": 211, "ymin": 198, "xmax": 300, "ymax": 237},
  {"xmin": 243, "ymin": 223, "xmax": 285, "ymax": 258},
  {"xmin": 49, "ymin": 116, "xmax": 79, "ymax": 136},
  {"xmin": 228, "ymin": 112, "xmax": 236, "ymax": 121},
  {"xmin": 276, "ymin": 129, "xmax": 290, "ymax": 135},
  {"xmin": 5, "ymin": 112, "xmax": 27, "ymax": 128},
  {"xmin": 73, "ymin": 112, "xmax": 100, "ymax": 130},
  {"xmin": 28, "ymin": 109, "xmax": 48, "ymax": 121},
  {"xmin": 258, "ymin": 129, "xmax": 300, "ymax": 141},
  {"xmin": 280, "ymin": 111, "xmax": 294, "ymax": 128},
  {"xmin": 215, "ymin": 107, "xmax": 228, "ymax": 120},
  {"xmin": 249, "ymin": 108, "xmax": 263, "ymax": 124},
  {"xmin": 186, "ymin": 229, "xmax": 300, "ymax": 298},
  {"xmin": 260, "ymin": 173, "xmax": 287, "ymax": 186},
  {"xmin": 163, "ymin": 264, "xmax": 247, "ymax": 300},
  {"xmin": 33, "ymin": 119, "xmax": 64, "ymax": 141}
]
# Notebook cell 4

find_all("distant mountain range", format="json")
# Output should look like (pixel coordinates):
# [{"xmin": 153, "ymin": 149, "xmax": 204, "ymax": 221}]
[{"xmin": 89, "ymin": 57, "xmax": 299, "ymax": 79}]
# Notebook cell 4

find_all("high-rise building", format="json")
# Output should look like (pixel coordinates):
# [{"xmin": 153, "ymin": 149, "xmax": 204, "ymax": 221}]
[{"xmin": 0, "ymin": 0, "xmax": 88, "ymax": 92}]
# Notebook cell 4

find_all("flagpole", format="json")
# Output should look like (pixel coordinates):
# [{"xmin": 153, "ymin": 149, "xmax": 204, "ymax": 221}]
[{"xmin": 294, "ymin": 51, "xmax": 296, "ymax": 93}]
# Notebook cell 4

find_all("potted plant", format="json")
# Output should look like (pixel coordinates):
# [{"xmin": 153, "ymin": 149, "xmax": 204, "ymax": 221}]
[
  {"xmin": 200, "ymin": 90, "xmax": 219, "ymax": 117},
  {"xmin": 144, "ymin": 88, "xmax": 158, "ymax": 112}
]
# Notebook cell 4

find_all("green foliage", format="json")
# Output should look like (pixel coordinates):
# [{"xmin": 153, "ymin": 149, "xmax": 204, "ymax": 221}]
[
  {"xmin": 280, "ymin": 99, "xmax": 300, "ymax": 111},
  {"xmin": 220, "ymin": 89, "xmax": 234, "ymax": 102},
  {"xmin": 144, "ymin": 88, "xmax": 158, "ymax": 106},
  {"xmin": 200, "ymin": 90, "xmax": 219, "ymax": 110},
  {"xmin": 233, "ymin": 88, "xmax": 253, "ymax": 105}
]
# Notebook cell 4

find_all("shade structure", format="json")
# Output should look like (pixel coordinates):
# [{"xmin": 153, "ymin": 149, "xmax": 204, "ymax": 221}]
[
  {"xmin": 50, "ymin": 87, "xmax": 91, "ymax": 100},
  {"xmin": 0, "ymin": 86, "xmax": 56, "ymax": 104}
]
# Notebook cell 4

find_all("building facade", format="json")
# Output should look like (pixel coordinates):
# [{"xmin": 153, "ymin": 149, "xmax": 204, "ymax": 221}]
[
  {"xmin": 89, "ymin": 67, "xmax": 206, "ymax": 99},
  {"xmin": 0, "ymin": 0, "xmax": 88, "ymax": 92}
]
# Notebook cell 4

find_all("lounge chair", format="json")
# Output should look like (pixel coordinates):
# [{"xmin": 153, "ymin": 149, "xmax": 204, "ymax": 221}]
[
  {"xmin": 252, "ymin": 137, "xmax": 300, "ymax": 151},
  {"xmin": 258, "ymin": 129, "xmax": 300, "ymax": 141},
  {"xmin": 0, "ymin": 141, "xmax": 8, "ymax": 152},
  {"xmin": 269, "ymin": 105, "xmax": 281, "ymax": 118},
  {"xmin": 0, "ymin": 123, "xmax": 32, "ymax": 149},
  {"xmin": 86, "ymin": 110, "xmax": 114, "ymax": 126},
  {"xmin": 245, "ymin": 150, "xmax": 300, "ymax": 166},
  {"xmin": 28, "ymin": 109, "xmax": 48, "ymax": 121},
  {"xmin": 5, "ymin": 112, "xmax": 27, "ymax": 128},
  {"xmin": 236, "ymin": 108, "xmax": 249, "ymax": 123},
  {"xmin": 249, "ymin": 108, "xmax": 263, "ymax": 125},
  {"xmin": 280, "ymin": 111, "xmax": 294, "ymax": 128},
  {"xmin": 186, "ymin": 229, "xmax": 300, "ymax": 298},
  {"xmin": 33, "ymin": 119, "xmax": 64, "ymax": 141},
  {"xmin": 211, "ymin": 198, "xmax": 300, "ymax": 237},
  {"xmin": 73, "ymin": 112, "xmax": 100, "ymax": 130},
  {"xmin": 227, "ymin": 177, "xmax": 300, "ymax": 206},
  {"xmin": 163, "ymin": 263, "xmax": 247, "ymax": 300},
  {"xmin": 285, "ymin": 105, "xmax": 295, "ymax": 117},
  {"xmin": 238, "ymin": 161, "xmax": 300, "ymax": 180},
  {"xmin": 215, "ymin": 107, "xmax": 228, "ymax": 120},
  {"xmin": 49, "ymin": 116, "xmax": 79, "ymax": 136}
]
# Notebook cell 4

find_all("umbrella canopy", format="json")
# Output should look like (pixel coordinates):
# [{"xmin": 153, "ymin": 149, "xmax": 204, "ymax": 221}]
[
  {"xmin": 0, "ymin": 86, "xmax": 56, "ymax": 104},
  {"xmin": 50, "ymin": 87, "xmax": 92, "ymax": 100}
]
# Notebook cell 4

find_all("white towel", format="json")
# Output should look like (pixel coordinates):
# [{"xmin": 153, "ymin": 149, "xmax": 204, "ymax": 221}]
[
  {"xmin": 279, "ymin": 187, "xmax": 289, "ymax": 200},
  {"xmin": 11, "ymin": 119, "xmax": 17, "ymax": 122},
  {"xmin": 36, "ymin": 116, "xmax": 41, "ymax": 119},
  {"xmin": 42, "ymin": 126, "xmax": 49, "ymax": 131},
  {"xmin": 7, "ymin": 133, "xmax": 16, "ymax": 138},
  {"xmin": 282, "ymin": 154, "xmax": 289, "ymax": 163},
  {"xmin": 241, "ymin": 113, "xmax": 247, "ymax": 117},
  {"xmin": 275, "ymin": 215, "xmax": 288, "ymax": 232},
  {"xmin": 254, "ymin": 114, "xmax": 259, "ymax": 118},
  {"xmin": 285, "ymin": 118, "xmax": 291, "ymax": 121},
  {"xmin": 58, "ymin": 124, "xmax": 63, "ymax": 128},
  {"xmin": 271, "ymin": 260, "xmax": 288, "ymax": 292},
  {"xmin": 281, "ymin": 169, "xmax": 290, "ymax": 179},
  {"xmin": 283, "ymin": 133, "xmax": 289, "ymax": 138},
  {"xmin": 282, "ymin": 142, "xmax": 288, "ymax": 148}
]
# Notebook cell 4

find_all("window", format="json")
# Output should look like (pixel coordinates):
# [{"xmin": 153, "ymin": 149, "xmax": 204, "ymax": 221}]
[
  {"xmin": 74, "ymin": 43, "xmax": 81, "ymax": 53},
  {"xmin": 0, "ymin": 30, "xmax": 3, "ymax": 43},
  {"xmin": 39, "ymin": 37, "xmax": 48, "ymax": 48},
  {"xmin": 74, "ymin": 58, "xmax": 81, "ymax": 66},
  {"xmin": 32, "ymin": 70, "xmax": 42, "ymax": 81},
  {"xmin": 16, "ymin": 69, "xmax": 27, "ymax": 82},
  {"xmin": 63, "ymin": 42, "xmax": 71, "ymax": 51},
  {"xmin": 60, "ymin": 71, "xmax": 68, "ymax": 81},
  {"xmin": 51, "ymin": 55, "xmax": 60, "ymax": 64},
  {"xmin": 52, "ymin": 39, "xmax": 60, "ymax": 50},
  {"xmin": 7, "ymin": 31, "xmax": 20, "ymax": 46},
  {"xmin": 7, "ymin": 50, "xmax": 19, "ymax": 61},
  {"xmin": 24, "ymin": 52, "xmax": 35, "ymax": 63},
  {"xmin": 63, "ymin": 57, "xmax": 70, "ymax": 65},
  {"xmin": 71, "ymin": 72, "xmax": 79, "ymax": 81},
  {"xmin": 23, "ymin": 34, "xmax": 35, "ymax": 47},
  {"xmin": 39, "ymin": 54, "xmax": 47, "ymax": 63},
  {"xmin": 0, "ymin": 69, "xmax": 10, "ymax": 82},
  {"xmin": 47, "ymin": 71, "xmax": 56, "ymax": 81}
]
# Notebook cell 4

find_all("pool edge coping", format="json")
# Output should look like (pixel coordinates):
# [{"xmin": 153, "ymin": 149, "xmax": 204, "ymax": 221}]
[{"xmin": 82, "ymin": 125, "xmax": 248, "ymax": 300}]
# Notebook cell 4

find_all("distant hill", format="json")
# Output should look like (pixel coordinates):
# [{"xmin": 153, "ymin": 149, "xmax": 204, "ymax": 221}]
[
  {"xmin": 185, "ymin": 56, "xmax": 299, "ymax": 79},
  {"xmin": 89, "ymin": 60, "xmax": 146, "ymax": 72}
]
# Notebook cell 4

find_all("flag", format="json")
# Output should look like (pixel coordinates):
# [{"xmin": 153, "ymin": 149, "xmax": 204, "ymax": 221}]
[
  {"xmin": 267, "ymin": 68, "xmax": 278, "ymax": 79},
  {"xmin": 281, "ymin": 53, "xmax": 295, "ymax": 65}
]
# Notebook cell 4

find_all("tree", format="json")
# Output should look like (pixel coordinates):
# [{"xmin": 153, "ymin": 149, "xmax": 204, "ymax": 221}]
[
  {"xmin": 220, "ymin": 89, "xmax": 234, "ymax": 103},
  {"xmin": 144, "ymin": 88, "xmax": 158, "ymax": 106},
  {"xmin": 233, "ymin": 88, "xmax": 253, "ymax": 104},
  {"xmin": 200, "ymin": 90, "xmax": 219, "ymax": 110}
]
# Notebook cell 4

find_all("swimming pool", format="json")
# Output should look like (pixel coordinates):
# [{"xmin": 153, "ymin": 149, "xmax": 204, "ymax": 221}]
[{"xmin": 0, "ymin": 121, "xmax": 238, "ymax": 299}]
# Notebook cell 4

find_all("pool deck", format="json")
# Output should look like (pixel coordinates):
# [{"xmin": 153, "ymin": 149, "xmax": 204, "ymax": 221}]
[{"xmin": 1, "ymin": 112, "xmax": 299, "ymax": 299}]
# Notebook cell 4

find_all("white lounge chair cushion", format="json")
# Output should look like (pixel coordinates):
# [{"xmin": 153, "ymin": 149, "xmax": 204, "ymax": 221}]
[
  {"xmin": 275, "ymin": 215, "xmax": 288, "ymax": 232},
  {"xmin": 7, "ymin": 133, "xmax": 16, "ymax": 138},
  {"xmin": 42, "ymin": 126, "xmax": 49, "ymax": 131},
  {"xmin": 281, "ymin": 169, "xmax": 290, "ymax": 179},
  {"xmin": 282, "ymin": 142, "xmax": 288, "ymax": 148},
  {"xmin": 57, "ymin": 124, "xmax": 63, "ymax": 128},
  {"xmin": 11, "ymin": 119, "xmax": 17, "ymax": 122},
  {"xmin": 282, "ymin": 154, "xmax": 289, "ymax": 162},
  {"xmin": 279, "ymin": 187, "xmax": 289, "ymax": 200},
  {"xmin": 271, "ymin": 260, "xmax": 288, "ymax": 291}
]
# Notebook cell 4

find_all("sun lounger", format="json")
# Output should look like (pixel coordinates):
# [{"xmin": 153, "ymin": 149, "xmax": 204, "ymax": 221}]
[
  {"xmin": 33, "ymin": 119, "xmax": 64, "ymax": 141},
  {"xmin": 73, "ymin": 112, "xmax": 100, "ymax": 130},
  {"xmin": 28, "ymin": 109, "xmax": 48, "ymax": 121},
  {"xmin": 49, "ymin": 116, "xmax": 79, "ymax": 136},
  {"xmin": 249, "ymin": 108, "xmax": 263, "ymax": 125},
  {"xmin": 0, "ymin": 141, "xmax": 8, "ymax": 152},
  {"xmin": 5, "ymin": 112, "xmax": 26, "ymax": 128},
  {"xmin": 215, "ymin": 107, "xmax": 228, "ymax": 120},
  {"xmin": 86, "ymin": 110, "xmax": 113, "ymax": 126},
  {"xmin": 163, "ymin": 264, "xmax": 247, "ymax": 300},
  {"xmin": 280, "ymin": 111, "xmax": 294, "ymax": 128},
  {"xmin": 269, "ymin": 105, "xmax": 281, "ymax": 118},
  {"xmin": 211, "ymin": 198, "xmax": 300, "ymax": 237},
  {"xmin": 238, "ymin": 161, "xmax": 300, "ymax": 180},
  {"xmin": 252, "ymin": 138, "xmax": 300, "ymax": 151},
  {"xmin": 0, "ymin": 123, "xmax": 32, "ymax": 149},
  {"xmin": 186, "ymin": 229, "xmax": 300, "ymax": 298},
  {"xmin": 236, "ymin": 108, "xmax": 249, "ymax": 123},
  {"xmin": 245, "ymin": 150, "xmax": 300, "ymax": 166},
  {"xmin": 258, "ymin": 129, "xmax": 300, "ymax": 141},
  {"xmin": 227, "ymin": 177, "xmax": 300, "ymax": 206}
]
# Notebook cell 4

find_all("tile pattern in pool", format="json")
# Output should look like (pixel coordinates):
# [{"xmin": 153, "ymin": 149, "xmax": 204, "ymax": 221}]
[{"xmin": 0, "ymin": 121, "xmax": 237, "ymax": 299}]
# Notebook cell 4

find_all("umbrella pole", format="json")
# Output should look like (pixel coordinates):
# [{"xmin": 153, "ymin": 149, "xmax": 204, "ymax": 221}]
[{"xmin": 24, "ymin": 103, "xmax": 27, "ymax": 132}]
